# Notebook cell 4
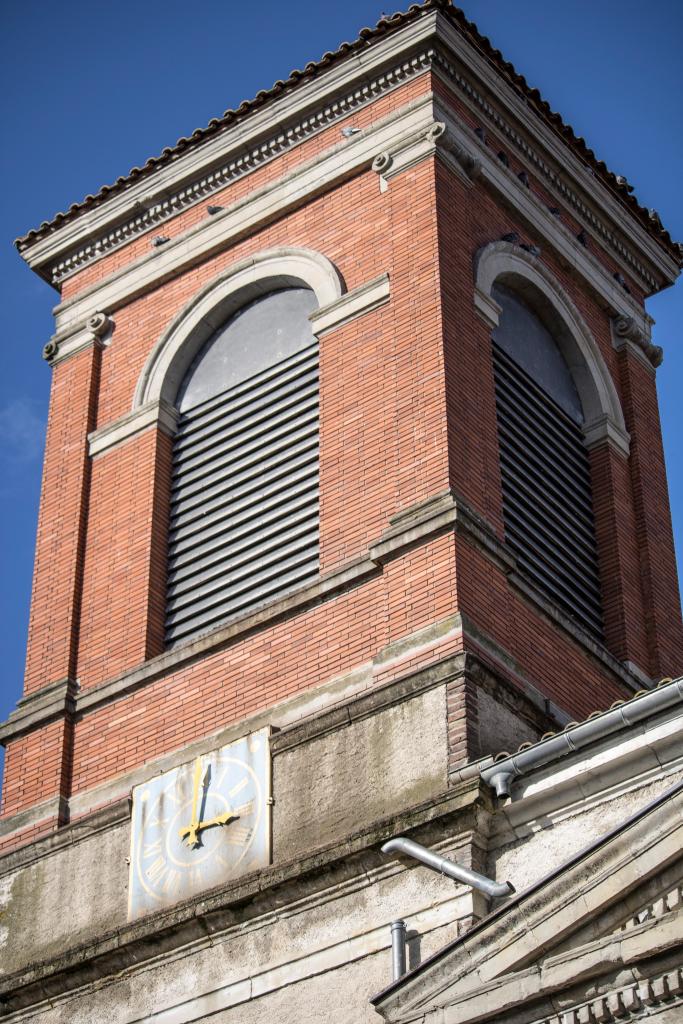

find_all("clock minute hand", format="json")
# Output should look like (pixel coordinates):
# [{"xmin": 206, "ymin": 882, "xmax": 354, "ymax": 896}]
[{"xmin": 179, "ymin": 757, "xmax": 204, "ymax": 846}]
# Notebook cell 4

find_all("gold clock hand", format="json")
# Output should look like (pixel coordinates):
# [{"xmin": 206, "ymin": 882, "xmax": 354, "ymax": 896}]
[
  {"xmin": 196, "ymin": 809, "xmax": 237, "ymax": 832},
  {"xmin": 179, "ymin": 757, "xmax": 204, "ymax": 846}
]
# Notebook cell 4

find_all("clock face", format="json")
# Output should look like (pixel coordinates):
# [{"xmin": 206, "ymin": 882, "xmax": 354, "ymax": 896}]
[{"xmin": 128, "ymin": 729, "xmax": 271, "ymax": 920}]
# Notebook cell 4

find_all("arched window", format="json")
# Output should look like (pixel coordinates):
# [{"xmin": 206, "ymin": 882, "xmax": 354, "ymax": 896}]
[
  {"xmin": 165, "ymin": 286, "xmax": 320, "ymax": 645},
  {"xmin": 491, "ymin": 283, "xmax": 603, "ymax": 639}
]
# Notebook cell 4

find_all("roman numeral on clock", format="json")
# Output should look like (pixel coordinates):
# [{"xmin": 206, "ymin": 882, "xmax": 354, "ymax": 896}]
[
  {"xmin": 225, "ymin": 825, "xmax": 252, "ymax": 846},
  {"xmin": 143, "ymin": 839, "xmax": 163, "ymax": 859}
]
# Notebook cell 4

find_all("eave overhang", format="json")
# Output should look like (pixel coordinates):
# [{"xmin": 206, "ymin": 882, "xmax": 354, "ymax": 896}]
[{"xmin": 14, "ymin": 1, "xmax": 681, "ymax": 297}]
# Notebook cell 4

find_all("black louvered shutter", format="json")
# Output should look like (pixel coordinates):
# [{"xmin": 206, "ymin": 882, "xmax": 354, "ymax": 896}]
[
  {"xmin": 165, "ymin": 340, "xmax": 319, "ymax": 645},
  {"xmin": 493, "ymin": 342, "xmax": 603, "ymax": 639}
]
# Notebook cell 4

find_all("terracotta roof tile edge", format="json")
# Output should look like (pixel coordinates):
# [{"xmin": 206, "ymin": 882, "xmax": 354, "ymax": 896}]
[{"xmin": 14, "ymin": 0, "xmax": 682, "ymax": 267}]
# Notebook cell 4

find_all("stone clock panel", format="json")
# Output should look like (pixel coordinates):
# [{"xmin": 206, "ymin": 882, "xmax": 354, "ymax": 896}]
[{"xmin": 128, "ymin": 728, "xmax": 271, "ymax": 920}]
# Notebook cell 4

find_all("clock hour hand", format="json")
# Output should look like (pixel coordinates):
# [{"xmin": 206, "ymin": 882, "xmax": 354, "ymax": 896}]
[
  {"xmin": 179, "ymin": 808, "xmax": 237, "ymax": 844},
  {"xmin": 196, "ymin": 809, "xmax": 237, "ymax": 832}
]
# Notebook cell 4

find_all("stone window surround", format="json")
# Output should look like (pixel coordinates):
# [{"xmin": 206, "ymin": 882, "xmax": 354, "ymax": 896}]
[
  {"xmin": 473, "ymin": 240, "xmax": 630, "ymax": 458},
  {"xmin": 88, "ymin": 247, "xmax": 390, "ymax": 457}
]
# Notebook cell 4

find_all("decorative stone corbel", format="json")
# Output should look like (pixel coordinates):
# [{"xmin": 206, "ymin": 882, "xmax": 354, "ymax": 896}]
[
  {"xmin": 436, "ymin": 131, "xmax": 482, "ymax": 183},
  {"xmin": 42, "ymin": 311, "xmax": 114, "ymax": 365},
  {"xmin": 371, "ymin": 120, "xmax": 479, "ymax": 192},
  {"xmin": 87, "ymin": 311, "xmax": 113, "ymax": 339},
  {"xmin": 612, "ymin": 314, "xmax": 663, "ymax": 369}
]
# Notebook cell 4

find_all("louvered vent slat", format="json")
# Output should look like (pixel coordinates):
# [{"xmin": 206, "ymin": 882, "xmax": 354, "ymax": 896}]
[
  {"xmin": 166, "ymin": 340, "xmax": 319, "ymax": 645},
  {"xmin": 493, "ymin": 343, "xmax": 603, "ymax": 639}
]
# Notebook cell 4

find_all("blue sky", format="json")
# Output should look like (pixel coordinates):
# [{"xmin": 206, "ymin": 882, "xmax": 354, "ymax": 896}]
[{"xmin": 1, "ymin": 0, "xmax": 681, "ymax": 784}]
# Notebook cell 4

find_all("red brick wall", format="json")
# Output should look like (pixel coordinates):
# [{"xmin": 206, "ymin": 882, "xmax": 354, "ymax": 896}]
[
  {"xmin": 3, "ymin": 71, "xmax": 681, "ymax": 850},
  {"xmin": 23, "ymin": 343, "xmax": 101, "ymax": 695},
  {"xmin": 77, "ymin": 429, "xmax": 172, "ymax": 687},
  {"xmin": 0, "ymin": 720, "xmax": 71, "ymax": 819},
  {"xmin": 618, "ymin": 348, "xmax": 683, "ymax": 676}
]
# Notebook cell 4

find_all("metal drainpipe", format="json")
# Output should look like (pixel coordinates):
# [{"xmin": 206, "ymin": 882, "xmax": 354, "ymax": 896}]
[
  {"xmin": 381, "ymin": 837, "xmax": 514, "ymax": 899},
  {"xmin": 390, "ymin": 920, "xmax": 407, "ymax": 981},
  {"xmin": 480, "ymin": 676, "xmax": 683, "ymax": 799}
]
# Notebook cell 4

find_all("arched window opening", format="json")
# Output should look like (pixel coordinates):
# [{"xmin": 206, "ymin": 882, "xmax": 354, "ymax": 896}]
[
  {"xmin": 166, "ymin": 286, "xmax": 320, "ymax": 645},
  {"xmin": 491, "ymin": 283, "xmax": 603, "ymax": 639}
]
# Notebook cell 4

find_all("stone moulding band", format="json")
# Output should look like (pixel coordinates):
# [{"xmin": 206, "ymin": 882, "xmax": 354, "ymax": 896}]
[
  {"xmin": 88, "ymin": 399, "xmax": 178, "ymax": 457},
  {"xmin": 308, "ymin": 272, "xmax": 390, "ymax": 336},
  {"xmin": 85, "ymin": 266, "xmax": 389, "ymax": 459},
  {"xmin": 0, "ymin": 776, "xmax": 482, "ymax": 1014},
  {"xmin": 0, "ymin": 488, "xmax": 648, "ymax": 753},
  {"xmin": 25, "ymin": 19, "xmax": 671, "ymax": 296}
]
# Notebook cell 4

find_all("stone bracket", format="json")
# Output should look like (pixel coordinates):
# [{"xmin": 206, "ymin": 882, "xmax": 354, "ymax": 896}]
[
  {"xmin": 309, "ymin": 273, "xmax": 390, "ymax": 336},
  {"xmin": 371, "ymin": 119, "xmax": 479, "ymax": 191},
  {"xmin": 611, "ymin": 313, "xmax": 663, "ymax": 370},
  {"xmin": 0, "ymin": 677, "xmax": 78, "ymax": 745},
  {"xmin": 43, "ymin": 311, "xmax": 114, "ymax": 366}
]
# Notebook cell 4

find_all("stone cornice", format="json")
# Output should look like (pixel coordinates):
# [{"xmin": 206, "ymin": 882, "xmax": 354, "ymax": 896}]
[
  {"xmin": 23, "ymin": 18, "xmax": 440, "ymax": 286},
  {"xmin": 439, "ymin": 113, "xmax": 652, "ymax": 332},
  {"xmin": 47, "ymin": 93, "xmax": 657, "ymax": 368},
  {"xmin": 51, "ymin": 94, "xmax": 434, "ymax": 336},
  {"xmin": 0, "ymin": 776, "xmax": 485, "ymax": 1015},
  {"xmin": 0, "ymin": 488, "xmax": 647, "ymax": 753},
  {"xmin": 20, "ymin": 13, "xmax": 677, "ymax": 297},
  {"xmin": 432, "ymin": 16, "xmax": 679, "ymax": 293}
]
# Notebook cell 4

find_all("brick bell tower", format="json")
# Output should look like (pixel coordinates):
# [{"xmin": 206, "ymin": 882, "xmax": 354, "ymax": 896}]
[{"xmin": 1, "ymin": 1, "xmax": 682, "ymax": 1019}]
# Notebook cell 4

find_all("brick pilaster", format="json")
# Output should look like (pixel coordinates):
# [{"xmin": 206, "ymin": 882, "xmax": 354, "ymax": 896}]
[
  {"xmin": 618, "ymin": 349, "xmax": 683, "ymax": 677},
  {"xmin": 23, "ymin": 343, "xmax": 101, "ymax": 696}
]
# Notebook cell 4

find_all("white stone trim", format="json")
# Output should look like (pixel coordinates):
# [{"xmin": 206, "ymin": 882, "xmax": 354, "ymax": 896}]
[
  {"xmin": 88, "ymin": 400, "xmax": 178, "ymax": 458},
  {"xmin": 123, "ymin": 894, "xmax": 462, "ymax": 1024},
  {"xmin": 473, "ymin": 286, "xmax": 502, "ymax": 329},
  {"xmin": 52, "ymin": 95, "xmax": 435, "ymax": 336},
  {"xmin": 133, "ymin": 246, "xmax": 344, "ymax": 410},
  {"xmin": 433, "ymin": 14, "xmax": 679, "ymax": 291},
  {"xmin": 309, "ymin": 273, "xmax": 390, "ymax": 337},
  {"xmin": 43, "ymin": 311, "xmax": 114, "ymax": 366},
  {"xmin": 21, "ymin": 15, "xmax": 440, "ymax": 281},
  {"xmin": 474, "ymin": 239, "xmax": 630, "ymax": 455},
  {"xmin": 583, "ymin": 413, "xmax": 631, "ymax": 457},
  {"xmin": 19, "ymin": 12, "xmax": 675, "ymax": 297},
  {"xmin": 611, "ymin": 314, "xmax": 662, "ymax": 372}
]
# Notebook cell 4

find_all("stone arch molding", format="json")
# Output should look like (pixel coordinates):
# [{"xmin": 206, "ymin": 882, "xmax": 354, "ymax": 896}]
[
  {"xmin": 474, "ymin": 241, "xmax": 630, "ymax": 456},
  {"xmin": 134, "ymin": 246, "xmax": 345, "ymax": 410},
  {"xmin": 87, "ymin": 246, "xmax": 390, "ymax": 457}
]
